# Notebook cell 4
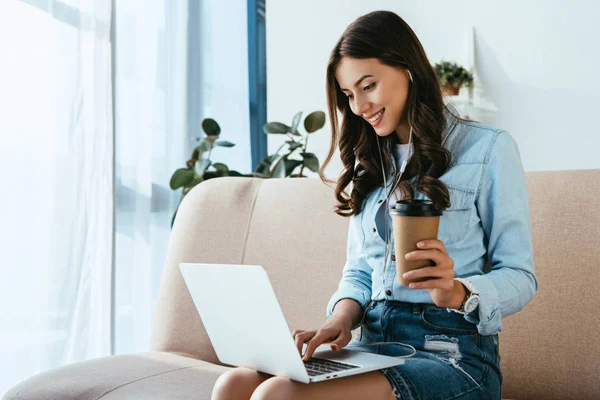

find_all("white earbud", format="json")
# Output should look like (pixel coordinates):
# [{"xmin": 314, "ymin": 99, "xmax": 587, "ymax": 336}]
[{"xmin": 407, "ymin": 69, "xmax": 413, "ymax": 83}]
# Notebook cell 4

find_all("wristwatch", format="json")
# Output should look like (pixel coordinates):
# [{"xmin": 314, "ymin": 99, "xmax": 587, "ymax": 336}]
[{"xmin": 450, "ymin": 278, "xmax": 480, "ymax": 315}]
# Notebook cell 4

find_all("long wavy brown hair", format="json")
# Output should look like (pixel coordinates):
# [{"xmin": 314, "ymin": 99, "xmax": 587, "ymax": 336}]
[{"xmin": 318, "ymin": 10, "xmax": 454, "ymax": 217}]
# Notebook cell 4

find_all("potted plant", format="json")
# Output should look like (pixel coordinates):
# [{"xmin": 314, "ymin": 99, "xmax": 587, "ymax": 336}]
[
  {"xmin": 255, "ymin": 110, "xmax": 326, "ymax": 178},
  {"xmin": 168, "ymin": 111, "xmax": 327, "ymax": 225},
  {"xmin": 433, "ymin": 61, "xmax": 474, "ymax": 96},
  {"xmin": 169, "ymin": 118, "xmax": 246, "ymax": 225}
]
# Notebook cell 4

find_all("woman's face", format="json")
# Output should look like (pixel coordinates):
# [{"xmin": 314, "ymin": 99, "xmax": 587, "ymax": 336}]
[{"xmin": 335, "ymin": 57, "xmax": 411, "ymax": 140}]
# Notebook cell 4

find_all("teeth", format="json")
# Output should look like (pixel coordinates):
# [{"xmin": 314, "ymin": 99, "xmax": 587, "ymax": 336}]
[{"xmin": 367, "ymin": 109, "xmax": 384, "ymax": 123}]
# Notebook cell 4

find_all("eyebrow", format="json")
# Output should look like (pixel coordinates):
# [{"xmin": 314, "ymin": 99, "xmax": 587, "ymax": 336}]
[{"xmin": 340, "ymin": 75, "xmax": 374, "ymax": 92}]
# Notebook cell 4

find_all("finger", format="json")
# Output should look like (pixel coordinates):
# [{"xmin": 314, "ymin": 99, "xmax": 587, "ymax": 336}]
[
  {"xmin": 329, "ymin": 333, "xmax": 352, "ymax": 351},
  {"xmin": 405, "ymin": 249, "xmax": 447, "ymax": 265},
  {"xmin": 408, "ymin": 278, "xmax": 454, "ymax": 291},
  {"xmin": 295, "ymin": 331, "xmax": 316, "ymax": 354},
  {"xmin": 292, "ymin": 329, "xmax": 304, "ymax": 337},
  {"xmin": 303, "ymin": 332, "xmax": 332, "ymax": 361},
  {"xmin": 403, "ymin": 266, "xmax": 452, "ymax": 282},
  {"xmin": 416, "ymin": 239, "xmax": 447, "ymax": 253}
]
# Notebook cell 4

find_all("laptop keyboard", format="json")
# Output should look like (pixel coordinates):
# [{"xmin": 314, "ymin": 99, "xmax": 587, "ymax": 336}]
[{"xmin": 303, "ymin": 357, "xmax": 360, "ymax": 377}]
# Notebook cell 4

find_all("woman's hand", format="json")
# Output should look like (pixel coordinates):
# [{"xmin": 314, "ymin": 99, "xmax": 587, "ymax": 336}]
[
  {"xmin": 401, "ymin": 239, "xmax": 466, "ymax": 309},
  {"xmin": 292, "ymin": 314, "xmax": 353, "ymax": 362}
]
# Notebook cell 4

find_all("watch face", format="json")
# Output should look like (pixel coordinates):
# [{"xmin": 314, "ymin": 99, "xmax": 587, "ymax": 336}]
[{"xmin": 464, "ymin": 295, "xmax": 480, "ymax": 313}]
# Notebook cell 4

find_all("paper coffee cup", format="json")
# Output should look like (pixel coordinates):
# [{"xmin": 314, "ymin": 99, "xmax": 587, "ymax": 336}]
[{"xmin": 391, "ymin": 200, "xmax": 442, "ymax": 286}]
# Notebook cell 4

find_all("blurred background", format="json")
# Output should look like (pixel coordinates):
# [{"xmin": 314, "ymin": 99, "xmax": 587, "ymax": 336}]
[{"xmin": 1, "ymin": 0, "xmax": 598, "ymax": 394}]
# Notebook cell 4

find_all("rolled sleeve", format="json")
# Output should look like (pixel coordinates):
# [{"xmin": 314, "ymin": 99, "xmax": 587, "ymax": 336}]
[
  {"xmin": 326, "ymin": 212, "xmax": 373, "ymax": 329},
  {"xmin": 469, "ymin": 131, "xmax": 539, "ymax": 335}
]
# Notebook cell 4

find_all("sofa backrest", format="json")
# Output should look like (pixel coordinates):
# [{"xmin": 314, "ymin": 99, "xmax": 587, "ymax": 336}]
[
  {"xmin": 150, "ymin": 177, "xmax": 348, "ymax": 363},
  {"xmin": 150, "ymin": 171, "xmax": 600, "ymax": 399},
  {"xmin": 500, "ymin": 169, "xmax": 600, "ymax": 399}
]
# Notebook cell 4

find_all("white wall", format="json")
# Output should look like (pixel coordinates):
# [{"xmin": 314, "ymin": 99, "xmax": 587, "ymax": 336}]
[{"xmin": 266, "ymin": 0, "xmax": 600, "ymax": 177}]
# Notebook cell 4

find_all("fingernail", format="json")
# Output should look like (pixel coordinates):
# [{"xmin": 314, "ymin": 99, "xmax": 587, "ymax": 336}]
[
  {"xmin": 409, "ymin": 283, "xmax": 415, "ymax": 289},
  {"xmin": 403, "ymin": 273, "xmax": 410, "ymax": 279},
  {"xmin": 417, "ymin": 242, "xmax": 424, "ymax": 247},
  {"xmin": 405, "ymin": 253, "xmax": 412, "ymax": 260}
]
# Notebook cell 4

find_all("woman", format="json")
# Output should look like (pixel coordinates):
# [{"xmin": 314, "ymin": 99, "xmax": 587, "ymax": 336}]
[{"xmin": 211, "ymin": 10, "xmax": 538, "ymax": 400}]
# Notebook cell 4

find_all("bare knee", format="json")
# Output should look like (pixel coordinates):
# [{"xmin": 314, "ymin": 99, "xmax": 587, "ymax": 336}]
[
  {"xmin": 249, "ymin": 376, "xmax": 299, "ymax": 400},
  {"xmin": 212, "ymin": 367, "xmax": 271, "ymax": 400}
]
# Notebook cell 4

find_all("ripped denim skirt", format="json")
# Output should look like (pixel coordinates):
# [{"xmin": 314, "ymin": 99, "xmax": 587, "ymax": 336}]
[{"xmin": 349, "ymin": 300, "xmax": 502, "ymax": 400}]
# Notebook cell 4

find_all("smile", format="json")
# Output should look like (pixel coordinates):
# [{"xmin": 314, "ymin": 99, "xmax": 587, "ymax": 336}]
[{"xmin": 365, "ymin": 109, "xmax": 385, "ymax": 125}]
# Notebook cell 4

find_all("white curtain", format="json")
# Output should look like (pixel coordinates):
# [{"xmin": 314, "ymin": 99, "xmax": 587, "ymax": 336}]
[
  {"xmin": 0, "ymin": 0, "xmax": 252, "ymax": 393},
  {"xmin": 0, "ymin": 0, "xmax": 113, "ymax": 394},
  {"xmin": 113, "ymin": 0, "xmax": 252, "ymax": 354},
  {"xmin": 112, "ymin": 0, "xmax": 188, "ymax": 354}
]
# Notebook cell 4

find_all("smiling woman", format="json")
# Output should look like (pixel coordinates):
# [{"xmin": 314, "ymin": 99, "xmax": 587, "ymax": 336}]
[
  {"xmin": 212, "ymin": 9, "xmax": 538, "ymax": 400},
  {"xmin": 323, "ymin": 12, "xmax": 453, "ymax": 219}
]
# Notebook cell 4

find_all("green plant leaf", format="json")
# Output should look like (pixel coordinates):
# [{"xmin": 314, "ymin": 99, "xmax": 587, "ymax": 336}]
[
  {"xmin": 212, "ymin": 162, "xmax": 229, "ymax": 173},
  {"xmin": 287, "ymin": 141, "xmax": 303, "ymax": 151},
  {"xmin": 272, "ymin": 158, "xmax": 287, "ymax": 178},
  {"xmin": 203, "ymin": 171, "xmax": 220, "ymax": 180},
  {"xmin": 215, "ymin": 140, "xmax": 235, "ymax": 147},
  {"xmin": 284, "ymin": 159, "xmax": 302, "ymax": 175},
  {"xmin": 304, "ymin": 111, "xmax": 326, "ymax": 133},
  {"xmin": 268, "ymin": 153, "xmax": 287, "ymax": 178},
  {"xmin": 291, "ymin": 111, "xmax": 302, "ymax": 135},
  {"xmin": 263, "ymin": 122, "xmax": 291, "ymax": 134},
  {"xmin": 195, "ymin": 159, "xmax": 211, "ymax": 176},
  {"xmin": 202, "ymin": 118, "xmax": 221, "ymax": 136},
  {"xmin": 228, "ymin": 170, "xmax": 243, "ymax": 176},
  {"xmin": 300, "ymin": 152, "xmax": 319, "ymax": 172},
  {"xmin": 255, "ymin": 154, "xmax": 276, "ymax": 174},
  {"xmin": 170, "ymin": 168, "xmax": 194, "ymax": 190}
]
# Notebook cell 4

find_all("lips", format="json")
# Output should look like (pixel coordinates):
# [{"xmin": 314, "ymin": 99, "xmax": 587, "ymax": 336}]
[
  {"xmin": 365, "ymin": 108, "xmax": 385, "ymax": 126},
  {"xmin": 364, "ymin": 109, "xmax": 384, "ymax": 120}
]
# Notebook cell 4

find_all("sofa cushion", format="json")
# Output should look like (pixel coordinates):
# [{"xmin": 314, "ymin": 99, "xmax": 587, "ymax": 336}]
[{"xmin": 3, "ymin": 351, "xmax": 229, "ymax": 400}]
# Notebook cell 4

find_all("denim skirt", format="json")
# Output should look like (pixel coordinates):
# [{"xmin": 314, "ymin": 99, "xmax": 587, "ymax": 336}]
[{"xmin": 348, "ymin": 300, "xmax": 502, "ymax": 400}]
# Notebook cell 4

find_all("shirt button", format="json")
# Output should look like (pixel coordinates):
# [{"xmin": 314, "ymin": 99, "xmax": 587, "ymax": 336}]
[
  {"xmin": 385, "ymin": 289, "xmax": 392, "ymax": 296},
  {"xmin": 391, "ymin": 255, "xmax": 396, "ymax": 261},
  {"xmin": 378, "ymin": 199, "xmax": 383, "ymax": 203},
  {"xmin": 372, "ymin": 227, "xmax": 376, "ymax": 232}
]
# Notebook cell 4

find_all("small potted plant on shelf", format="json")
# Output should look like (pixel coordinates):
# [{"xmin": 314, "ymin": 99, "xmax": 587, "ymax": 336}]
[{"xmin": 433, "ymin": 61, "xmax": 474, "ymax": 96}]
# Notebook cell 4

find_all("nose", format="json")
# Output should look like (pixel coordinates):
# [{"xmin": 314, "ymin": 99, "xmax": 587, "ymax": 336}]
[{"xmin": 353, "ymin": 94, "xmax": 371, "ymax": 116}]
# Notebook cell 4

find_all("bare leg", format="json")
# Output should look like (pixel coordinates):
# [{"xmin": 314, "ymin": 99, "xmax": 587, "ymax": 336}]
[
  {"xmin": 211, "ymin": 367, "xmax": 273, "ymax": 400},
  {"xmin": 249, "ymin": 371, "xmax": 396, "ymax": 400}
]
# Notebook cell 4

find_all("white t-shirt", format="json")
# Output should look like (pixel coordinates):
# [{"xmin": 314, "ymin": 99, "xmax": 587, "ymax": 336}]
[{"xmin": 388, "ymin": 142, "xmax": 413, "ymax": 211}]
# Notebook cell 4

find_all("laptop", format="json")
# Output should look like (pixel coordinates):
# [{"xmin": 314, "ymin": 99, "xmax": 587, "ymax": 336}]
[{"xmin": 179, "ymin": 263, "xmax": 404, "ymax": 383}]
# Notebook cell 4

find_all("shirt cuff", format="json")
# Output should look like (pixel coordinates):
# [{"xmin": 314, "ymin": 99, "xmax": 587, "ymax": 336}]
[
  {"xmin": 463, "ymin": 275, "xmax": 503, "ymax": 335},
  {"xmin": 326, "ymin": 288, "xmax": 371, "ymax": 330}
]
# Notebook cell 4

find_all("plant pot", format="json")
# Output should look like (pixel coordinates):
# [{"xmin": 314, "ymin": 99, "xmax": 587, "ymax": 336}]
[{"xmin": 442, "ymin": 84, "xmax": 461, "ymax": 97}]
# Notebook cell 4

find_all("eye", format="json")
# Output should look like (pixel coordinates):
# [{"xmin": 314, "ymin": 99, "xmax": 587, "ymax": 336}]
[{"xmin": 345, "ymin": 82, "xmax": 376, "ymax": 100}]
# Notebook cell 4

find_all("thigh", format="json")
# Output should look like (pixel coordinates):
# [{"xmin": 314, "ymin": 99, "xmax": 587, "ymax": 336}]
[
  {"xmin": 212, "ymin": 367, "xmax": 273, "ymax": 400},
  {"xmin": 250, "ymin": 370, "xmax": 396, "ymax": 400}
]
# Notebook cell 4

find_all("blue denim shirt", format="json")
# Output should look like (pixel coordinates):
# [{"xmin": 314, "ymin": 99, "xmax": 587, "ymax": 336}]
[{"xmin": 326, "ymin": 115, "xmax": 539, "ymax": 336}]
